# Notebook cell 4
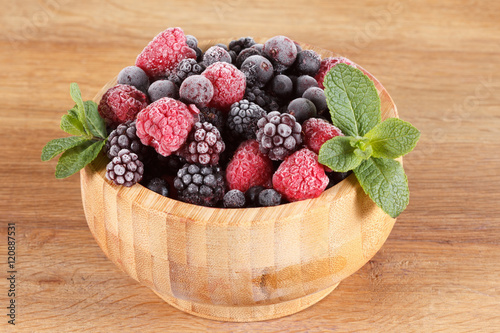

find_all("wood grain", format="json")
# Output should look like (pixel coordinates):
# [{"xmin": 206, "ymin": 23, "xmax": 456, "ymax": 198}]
[{"xmin": 1, "ymin": 0, "xmax": 499, "ymax": 331}]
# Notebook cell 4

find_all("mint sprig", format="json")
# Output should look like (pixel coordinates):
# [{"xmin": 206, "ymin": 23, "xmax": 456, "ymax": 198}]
[
  {"xmin": 319, "ymin": 64, "xmax": 420, "ymax": 218},
  {"xmin": 42, "ymin": 83, "xmax": 107, "ymax": 179}
]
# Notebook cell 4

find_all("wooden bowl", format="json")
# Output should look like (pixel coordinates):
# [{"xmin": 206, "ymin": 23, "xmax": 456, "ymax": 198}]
[{"xmin": 80, "ymin": 39, "xmax": 399, "ymax": 322}]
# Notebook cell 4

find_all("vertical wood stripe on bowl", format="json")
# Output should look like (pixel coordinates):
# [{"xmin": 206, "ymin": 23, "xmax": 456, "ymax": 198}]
[{"xmin": 81, "ymin": 39, "xmax": 398, "ymax": 322}]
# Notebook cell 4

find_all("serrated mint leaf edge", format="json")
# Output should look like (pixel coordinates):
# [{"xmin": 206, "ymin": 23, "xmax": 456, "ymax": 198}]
[
  {"xmin": 354, "ymin": 157, "xmax": 410, "ymax": 218},
  {"xmin": 41, "ymin": 136, "xmax": 89, "ymax": 161},
  {"xmin": 83, "ymin": 100, "xmax": 107, "ymax": 139},
  {"xmin": 365, "ymin": 118, "xmax": 421, "ymax": 159},
  {"xmin": 55, "ymin": 140, "xmax": 105, "ymax": 179},
  {"xmin": 318, "ymin": 136, "xmax": 363, "ymax": 172},
  {"xmin": 60, "ymin": 113, "xmax": 87, "ymax": 136}
]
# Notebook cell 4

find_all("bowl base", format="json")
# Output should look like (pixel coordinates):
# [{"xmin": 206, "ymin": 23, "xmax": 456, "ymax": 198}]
[{"xmin": 153, "ymin": 283, "xmax": 339, "ymax": 322}]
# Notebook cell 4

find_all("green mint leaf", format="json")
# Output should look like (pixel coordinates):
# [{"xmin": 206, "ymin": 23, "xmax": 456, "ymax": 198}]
[
  {"xmin": 365, "ymin": 118, "xmax": 421, "ymax": 159},
  {"xmin": 69, "ymin": 83, "xmax": 86, "ymax": 125},
  {"xmin": 41, "ymin": 136, "xmax": 89, "ymax": 161},
  {"xmin": 68, "ymin": 105, "xmax": 80, "ymax": 119},
  {"xmin": 60, "ymin": 111, "xmax": 86, "ymax": 136},
  {"xmin": 324, "ymin": 63, "xmax": 381, "ymax": 136},
  {"xmin": 83, "ymin": 100, "xmax": 107, "ymax": 139},
  {"xmin": 55, "ymin": 139, "xmax": 105, "ymax": 179},
  {"xmin": 354, "ymin": 157, "xmax": 409, "ymax": 218},
  {"xmin": 318, "ymin": 136, "xmax": 363, "ymax": 172}
]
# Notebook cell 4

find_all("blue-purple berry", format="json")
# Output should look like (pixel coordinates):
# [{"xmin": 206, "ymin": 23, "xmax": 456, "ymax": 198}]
[
  {"xmin": 146, "ymin": 177, "xmax": 169, "ymax": 197},
  {"xmin": 263, "ymin": 36, "xmax": 298, "ymax": 73},
  {"xmin": 236, "ymin": 47, "xmax": 261, "ymax": 68},
  {"xmin": 203, "ymin": 46, "xmax": 232, "ymax": 66},
  {"xmin": 294, "ymin": 50, "xmax": 321, "ymax": 76},
  {"xmin": 294, "ymin": 75, "xmax": 319, "ymax": 97},
  {"xmin": 270, "ymin": 74, "xmax": 293, "ymax": 99},
  {"xmin": 258, "ymin": 189, "xmax": 282, "ymax": 206},
  {"xmin": 148, "ymin": 80, "xmax": 178, "ymax": 102},
  {"xmin": 117, "ymin": 66, "xmax": 149, "ymax": 93},
  {"xmin": 223, "ymin": 189, "xmax": 246, "ymax": 208},
  {"xmin": 179, "ymin": 75, "xmax": 214, "ymax": 106},
  {"xmin": 241, "ymin": 55, "xmax": 274, "ymax": 87},
  {"xmin": 246, "ymin": 185, "xmax": 265, "ymax": 206},
  {"xmin": 185, "ymin": 35, "xmax": 198, "ymax": 49},
  {"xmin": 287, "ymin": 98, "xmax": 317, "ymax": 123},
  {"xmin": 302, "ymin": 87, "xmax": 327, "ymax": 115}
]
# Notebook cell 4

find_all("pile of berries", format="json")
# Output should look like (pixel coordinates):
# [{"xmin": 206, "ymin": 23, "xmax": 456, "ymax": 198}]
[{"xmin": 100, "ymin": 27, "xmax": 353, "ymax": 208}]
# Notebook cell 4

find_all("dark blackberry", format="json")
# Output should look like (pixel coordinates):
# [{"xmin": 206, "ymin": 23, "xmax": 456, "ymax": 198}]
[
  {"xmin": 105, "ymin": 120, "xmax": 151, "ymax": 161},
  {"xmin": 203, "ymin": 46, "xmax": 232, "ymax": 67},
  {"xmin": 241, "ymin": 55, "xmax": 274, "ymax": 87},
  {"xmin": 256, "ymin": 111, "xmax": 302, "ymax": 160},
  {"xmin": 295, "ymin": 75, "xmax": 319, "ymax": 97},
  {"xmin": 302, "ymin": 87, "xmax": 327, "ymax": 115},
  {"xmin": 245, "ymin": 185, "xmax": 265, "ymax": 207},
  {"xmin": 145, "ymin": 177, "xmax": 169, "ymax": 197},
  {"xmin": 287, "ymin": 98, "xmax": 317, "ymax": 123},
  {"xmin": 227, "ymin": 99, "xmax": 266, "ymax": 139},
  {"xmin": 229, "ymin": 37, "xmax": 256, "ymax": 55},
  {"xmin": 174, "ymin": 164, "xmax": 225, "ymax": 207},
  {"xmin": 293, "ymin": 50, "xmax": 321, "ymax": 76},
  {"xmin": 168, "ymin": 59, "xmax": 205, "ymax": 86},
  {"xmin": 199, "ymin": 107, "xmax": 225, "ymax": 133},
  {"xmin": 223, "ymin": 189, "xmax": 246, "ymax": 208},
  {"xmin": 245, "ymin": 86, "xmax": 280, "ymax": 112},
  {"xmin": 258, "ymin": 189, "xmax": 282, "ymax": 206},
  {"xmin": 117, "ymin": 66, "xmax": 149, "ymax": 93},
  {"xmin": 106, "ymin": 149, "xmax": 144, "ymax": 187},
  {"xmin": 269, "ymin": 74, "xmax": 293, "ymax": 100},
  {"xmin": 178, "ymin": 122, "xmax": 225, "ymax": 165},
  {"xmin": 148, "ymin": 79, "xmax": 178, "ymax": 102}
]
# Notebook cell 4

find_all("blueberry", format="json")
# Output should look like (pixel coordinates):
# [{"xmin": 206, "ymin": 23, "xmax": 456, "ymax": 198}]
[
  {"xmin": 117, "ymin": 66, "xmax": 149, "ymax": 93},
  {"xmin": 203, "ymin": 46, "xmax": 232, "ymax": 66},
  {"xmin": 185, "ymin": 35, "xmax": 198, "ymax": 49},
  {"xmin": 223, "ymin": 189, "xmax": 246, "ymax": 208},
  {"xmin": 251, "ymin": 43, "xmax": 264, "ymax": 52},
  {"xmin": 270, "ymin": 74, "xmax": 293, "ymax": 99},
  {"xmin": 294, "ymin": 41, "xmax": 303, "ymax": 53},
  {"xmin": 287, "ymin": 98, "xmax": 317, "ymax": 123},
  {"xmin": 294, "ymin": 50, "xmax": 321, "ymax": 76},
  {"xmin": 241, "ymin": 55, "xmax": 274, "ymax": 87},
  {"xmin": 146, "ymin": 178, "xmax": 169, "ymax": 197},
  {"xmin": 148, "ymin": 80, "xmax": 178, "ymax": 102},
  {"xmin": 245, "ymin": 185, "xmax": 265, "ymax": 206},
  {"xmin": 295, "ymin": 75, "xmax": 319, "ymax": 97},
  {"xmin": 236, "ymin": 47, "xmax": 261, "ymax": 68},
  {"xmin": 216, "ymin": 43, "xmax": 228, "ymax": 51},
  {"xmin": 194, "ymin": 46, "xmax": 203, "ymax": 62},
  {"xmin": 258, "ymin": 189, "xmax": 282, "ymax": 207},
  {"xmin": 179, "ymin": 75, "xmax": 214, "ymax": 106},
  {"xmin": 302, "ymin": 87, "xmax": 327, "ymax": 115},
  {"xmin": 263, "ymin": 36, "xmax": 298, "ymax": 73}
]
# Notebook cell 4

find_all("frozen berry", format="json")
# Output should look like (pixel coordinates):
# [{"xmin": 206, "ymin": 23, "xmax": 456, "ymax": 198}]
[
  {"xmin": 251, "ymin": 43, "xmax": 264, "ymax": 52},
  {"xmin": 326, "ymin": 171, "xmax": 352, "ymax": 189},
  {"xmin": 105, "ymin": 120, "xmax": 151, "ymax": 161},
  {"xmin": 287, "ymin": 98, "xmax": 317, "ymax": 123},
  {"xmin": 145, "ymin": 177, "xmax": 169, "ymax": 197},
  {"xmin": 199, "ymin": 107, "xmax": 225, "ymax": 133},
  {"xmin": 263, "ymin": 36, "xmax": 298, "ymax": 73},
  {"xmin": 106, "ymin": 149, "xmax": 144, "ymax": 187},
  {"xmin": 178, "ymin": 122, "xmax": 225, "ymax": 165},
  {"xmin": 223, "ymin": 189, "xmax": 246, "ymax": 208},
  {"xmin": 229, "ymin": 37, "xmax": 256, "ymax": 56},
  {"xmin": 235, "ymin": 47, "xmax": 261, "ymax": 68},
  {"xmin": 227, "ymin": 99, "xmax": 266, "ymax": 139},
  {"xmin": 302, "ymin": 118, "xmax": 344, "ymax": 154},
  {"xmin": 174, "ymin": 164, "xmax": 225, "ymax": 207},
  {"xmin": 148, "ymin": 79, "xmax": 178, "ymax": 102},
  {"xmin": 136, "ymin": 97, "xmax": 199, "ymax": 156},
  {"xmin": 216, "ymin": 43, "xmax": 228, "ymax": 50},
  {"xmin": 226, "ymin": 139, "xmax": 273, "ymax": 192},
  {"xmin": 295, "ymin": 75, "xmax": 319, "ymax": 97},
  {"xmin": 269, "ymin": 74, "xmax": 293, "ymax": 99},
  {"xmin": 98, "ymin": 84, "xmax": 148, "ymax": 128},
  {"xmin": 302, "ymin": 87, "xmax": 327, "ymax": 115},
  {"xmin": 168, "ymin": 58, "xmax": 206, "ymax": 86},
  {"xmin": 241, "ymin": 55, "xmax": 274, "ymax": 87},
  {"xmin": 245, "ymin": 86, "xmax": 280, "ymax": 112},
  {"xmin": 293, "ymin": 41, "xmax": 302, "ymax": 53},
  {"xmin": 117, "ymin": 66, "xmax": 149, "ymax": 93},
  {"xmin": 245, "ymin": 185, "xmax": 265, "ymax": 206},
  {"xmin": 272, "ymin": 148, "xmax": 328, "ymax": 202},
  {"xmin": 256, "ymin": 111, "xmax": 303, "ymax": 160},
  {"xmin": 179, "ymin": 75, "xmax": 214, "ymax": 107},
  {"xmin": 258, "ymin": 189, "xmax": 282, "ymax": 207},
  {"xmin": 202, "ymin": 62, "xmax": 246, "ymax": 112},
  {"xmin": 315, "ymin": 57, "xmax": 356, "ymax": 89},
  {"xmin": 136, "ymin": 27, "xmax": 196, "ymax": 78},
  {"xmin": 203, "ymin": 46, "xmax": 232, "ymax": 67},
  {"xmin": 293, "ymin": 50, "xmax": 321, "ymax": 76},
  {"xmin": 185, "ymin": 35, "xmax": 198, "ymax": 49}
]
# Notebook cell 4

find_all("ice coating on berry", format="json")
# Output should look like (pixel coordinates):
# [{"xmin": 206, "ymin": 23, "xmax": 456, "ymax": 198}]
[
  {"xmin": 106, "ymin": 149, "xmax": 144, "ymax": 187},
  {"xmin": 223, "ymin": 189, "xmax": 246, "ymax": 208},
  {"xmin": 203, "ymin": 46, "xmax": 232, "ymax": 66},
  {"xmin": 315, "ymin": 57, "xmax": 356, "ymax": 89},
  {"xmin": 179, "ymin": 75, "xmax": 214, "ymax": 106},
  {"xmin": 287, "ymin": 98, "xmax": 317, "ymax": 123},
  {"xmin": 293, "ymin": 50, "xmax": 321, "ymax": 76},
  {"xmin": 226, "ymin": 139, "xmax": 273, "ymax": 192},
  {"xmin": 241, "ymin": 55, "xmax": 273, "ymax": 87},
  {"xmin": 135, "ymin": 27, "xmax": 196, "ymax": 78},
  {"xmin": 98, "ymin": 84, "xmax": 148, "ymax": 128},
  {"xmin": 263, "ymin": 36, "xmax": 298, "ymax": 72},
  {"xmin": 178, "ymin": 122, "xmax": 225, "ymax": 165},
  {"xmin": 136, "ymin": 97, "xmax": 198, "ymax": 157},
  {"xmin": 272, "ymin": 148, "xmax": 328, "ymax": 202},
  {"xmin": 202, "ymin": 62, "xmax": 246, "ymax": 112},
  {"xmin": 303, "ymin": 118, "xmax": 344, "ymax": 154},
  {"xmin": 148, "ymin": 80, "xmax": 178, "ymax": 102},
  {"xmin": 117, "ymin": 66, "xmax": 149, "ymax": 93}
]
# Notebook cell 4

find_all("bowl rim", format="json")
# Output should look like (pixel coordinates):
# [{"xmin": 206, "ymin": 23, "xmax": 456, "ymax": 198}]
[{"xmin": 83, "ymin": 39, "xmax": 399, "ymax": 224}]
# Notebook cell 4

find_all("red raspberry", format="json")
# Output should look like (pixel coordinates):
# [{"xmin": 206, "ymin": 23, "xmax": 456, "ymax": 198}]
[
  {"xmin": 136, "ymin": 98, "xmax": 199, "ymax": 157},
  {"xmin": 202, "ymin": 62, "xmax": 246, "ymax": 112},
  {"xmin": 272, "ymin": 148, "xmax": 328, "ymax": 202},
  {"xmin": 136, "ymin": 27, "xmax": 196, "ymax": 79},
  {"xmin": 98, "ymin": 84, "xmax": 148, "ymax": 127},
  {"xmin": 314, "ymin": 57, "xmax": 356, "ymax": 89},
  {"xmin": 303, "ymin": 118, "xmax": 344, "ymax": 154},
  {"xmin": 226, "ymin": 139, "xmax": 273, "ymax": 192}
]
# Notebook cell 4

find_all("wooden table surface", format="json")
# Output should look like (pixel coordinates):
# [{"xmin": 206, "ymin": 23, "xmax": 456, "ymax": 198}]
[{"xmin": 1, "ymin": 0, "xmax": 499, "ymax": 331}]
